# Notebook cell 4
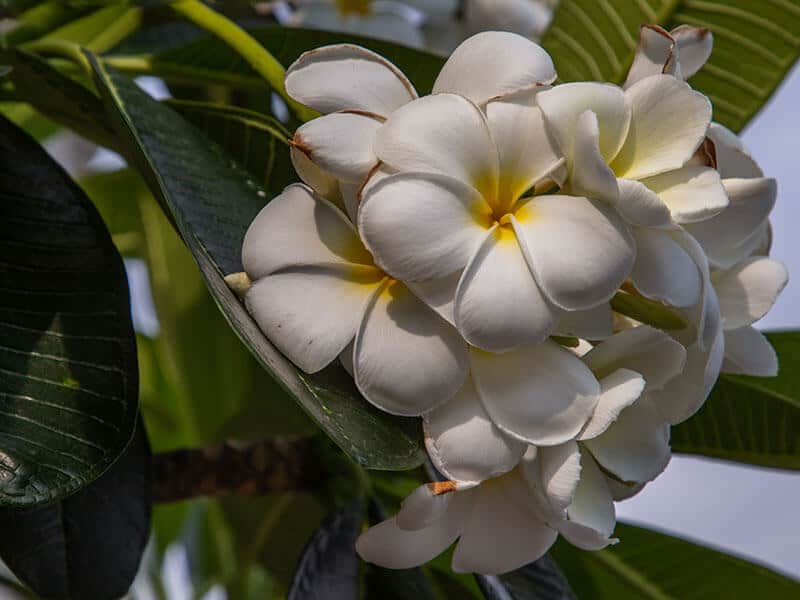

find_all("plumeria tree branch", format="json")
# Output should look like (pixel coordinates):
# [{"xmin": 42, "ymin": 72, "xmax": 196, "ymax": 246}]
[{"xmin": 152, "ymin": 438, "xmax": 321, "ymax": 503}]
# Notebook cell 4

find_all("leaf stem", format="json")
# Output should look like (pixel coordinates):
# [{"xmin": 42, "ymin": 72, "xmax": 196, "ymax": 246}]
[{"xmin": 169, "ymin": 0, "xmax": 316, "ymax": 121}]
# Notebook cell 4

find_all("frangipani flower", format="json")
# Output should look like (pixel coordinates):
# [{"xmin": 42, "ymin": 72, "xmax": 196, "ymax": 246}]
[
  {"xmin": 463, "ymin": 0, "xmax": 554, "ymax": 41},
  {"xmin": 285, "ymin": 31, "xmax": 558, "ymax": 221},
  {"xmin": 241, "ymin": 183, "xmax": 468, "ymax": 416},
  {"xmin": 359, "ymin": 91, "xmax": 634, "ymax": 352},
  {"xmin": 359, "ymin": 326, "xmax": 684, "ymax": 573}
]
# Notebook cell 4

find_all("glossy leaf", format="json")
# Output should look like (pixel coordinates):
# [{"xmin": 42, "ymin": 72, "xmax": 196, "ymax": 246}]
[
  {"xmin": 107, "ymin": 26, "xmax": 446, "ymax": 95},
  {"xmin": 551, "ymin": 522, "xmax": 800, "ymax": 598},
  {"xmin": 673, "ymin": 331, "xmax": 800, "ymax": 469},
  {"xmin": 287, "ymin": 499, "xmax": 364, "ymax": 600},
  {"xmin": 0, "ymin": 418, "xmax": 151, "ymax": 599},
  {"xmin": 0, "ymin": 115, "xmax": 138, "ymax": 506},
  {"xmin": 542, "ymin": 0, "xmax": 800, "ymax": 131},
  {"xmin": 0, "ymin": 49, "xmax": 120, "ymax": 150},
  {"xmin": 476, "ymin": 556, "xmax": 576, "ymax": 600},
  {"xmin": 87, "ymin": 57, "xmax": 425, "ymax": 469},
  {"xmin": 37, "ymin": 2, "xmax": 141, "ymax": 52},
  {"xmin": 166, "ymin": 99, "xmax": 295, "ymax": 190}
]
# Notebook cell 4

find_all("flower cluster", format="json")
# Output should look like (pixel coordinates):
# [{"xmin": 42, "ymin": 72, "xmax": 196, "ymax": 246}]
[{"xmin": 239, "ymin": 26, "xmax": 787, "ymax": 574}]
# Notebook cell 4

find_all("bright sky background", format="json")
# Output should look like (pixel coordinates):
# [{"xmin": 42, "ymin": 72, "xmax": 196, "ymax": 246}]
[{"xmin": 618, "ymin": 62, "xmax": 800, "ymax": 578}]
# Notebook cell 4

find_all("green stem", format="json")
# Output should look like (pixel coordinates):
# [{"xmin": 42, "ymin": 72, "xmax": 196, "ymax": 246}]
[
  {"xmin": 21, "ymin": 38, "xmax": 92, "ymax": 77},
  {"xmin": 85, "ymin": 7, "xmax": 143, "ymax": 53},
  {"xmin": 169, "ymin": 0, "xmax": 316, "ymax": 122}
]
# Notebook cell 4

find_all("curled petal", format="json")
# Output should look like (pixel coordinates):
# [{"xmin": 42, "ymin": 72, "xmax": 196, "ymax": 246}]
[
  {"xmin": 354, "ymin": 280, "xmax": 468, "ymax": 416},
  {"xmin": 558, "ymin": 452, "xmax": 617, "ymax": 551},
  {"xmin": 707, "ymin": 122, "xmax": 763, "ymax": 179},
  {"xmin": 570, "ymin": 110, "xmax": 620, "ymax": 203},
  {"xmin": 578, "ymin": 368, "xmax": 646, "ymax": 441},
  {"xmin": 639, "ymin": 166, "xmax": 728, "ymax": 224},
  {"xmin": 292, "ymin": 111, "xmax": 383, "ymax": 183},
  {"xmin": 672, "ymin": 25, "xmax": 713, "ymax": 79},
  {"xmin": 513, "ymin": 195, "xmax": 635, "ymax": 311},
  {"xmin": 286, "ymin": 44, "xmax": 417, "ymax": 115},
  {"xmin": 424, "ymin": 376, "xmax": 526, "ymax": 485},
  {"xmin": 358, "ymin": 172, "xmax": 491, "ymax": 281},
  {"xmin": 713, "ymin": 257, "xmax": 788, "ymax": 329},
  {"xmin": 722, "ymin": 326, "xmax": 778, "ymax": 377},
  {"xmin": 242, "ymin": 184, "xmax": 373, "ymax": 278},
  {"xmin": 290, "ymin": 146, "xmax": 341, "ymax": 204},
  {"xmin": 612, "ymin": 75, "xmax": 711, "ymax": 180},
  {"xmin": 630, "ymin": 227, "xmax": 703, "ymax": 309},
  {"xmin": 245, "ymin": 265, "xmax": 380, "ymax": 373},
  {"xmin": 455, "ymin": 225, "xmax": 558, "ymax": 352},
  {"xmin": 623, "ymin": 25, "xmax": 677, "ymax": 89},
  {"xmin": 615, "ymin": 178, "xmax": 672, "ymax": 227},
  {"xmin": 434, "ymin": 31, "xmax": 556, "ymax": 105},
  {"xmin": 537, "ymin": 441, "xmax": 581, "ymax": 514},
  {"xmin": 471, "ymin": 341, "xmax": 600, "ymax": 446}
]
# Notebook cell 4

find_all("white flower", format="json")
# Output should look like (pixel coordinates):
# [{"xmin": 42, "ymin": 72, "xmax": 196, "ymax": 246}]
[
  {"xmin": 285, "ymin": 31, "xmax": 558, "ymax": 222},
  {"xmin": 241, "ymin": 183, "xmax": 468, "ymax": 416},
  {"xmin": 359, "ymin": 88, "xmax": 634, "ymax": 352},
  {"xmin": 464, "ymin": 0, "xmax": 554, "ymax": 40}
]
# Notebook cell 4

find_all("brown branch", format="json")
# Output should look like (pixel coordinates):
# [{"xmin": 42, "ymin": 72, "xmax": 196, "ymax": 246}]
[{"xmin": 152, "ymin": 438, "xmax": 319, "ymax": 503}]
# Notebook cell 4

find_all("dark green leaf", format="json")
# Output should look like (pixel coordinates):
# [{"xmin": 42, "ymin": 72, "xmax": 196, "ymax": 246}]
[
  {"xmin": 673, "ymin": 330, "xmax": 800, "ymax": 469},
  {"xmin": 551, "ymin": 522, "xmax": 799, "ymax": 599},
  {"xmin": 3, "ymin": 2, "xmax": 88, "ymax": 46},
  {"xmin": 287, "ymin": 499, "xmax": 364, "ymax": 600},
  {"xmin": 37, "ymin": 2, "xmax": 141, "ymax": 52},
  {"xmin": 0, "ymin": 49, "xmax": 120, "ymax": 150},
  {"xmin": 475, "ymin": 556, "xmax": 575, "ymax": 600},
  {"xmin": 0, "ymin": 115, "xmax": 138, "ymax": 506},
  {"xmin": 542, "ymin": 0, "xmax": 800, "ymax": 132},
  {"xmin": 108, "ymin": 25, "xmax": 446, "ymax": 94},
  {"xmin": 166, "ymin": 99, "xmax": 295, "ymax": 190},
  {"xmin": 0, "ymin": 418, "xmax": 151, "ymax": 600},
  {"xmin": 87, "ymin": 57, "xmax": 425, "ymax": 469}
]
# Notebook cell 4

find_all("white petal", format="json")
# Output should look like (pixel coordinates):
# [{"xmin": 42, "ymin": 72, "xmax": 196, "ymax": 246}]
[
  {"xmin": 612, "ymin": 75, "xmax": 711, "ymax": 180},
  {"xmin": 707, "ymin": 122, "xmax": 763, "ymax": 179},
  {"xmin": 606, "ymin": 477, "xmax": 646, "ymax": 501},
  {"xmin": 242, "ymin": 184, "xmax": 373, "ymax": 278},
  {"xmin": 640, "ymin": 166, "xmax": 728, "ymax": 224},
  {"xmin": 537, "ymin": 441, "xmax": 581, "ymax": 514},
  {"xmin": 338, "ymin": 181, "xmax": 360, "ymax": 224},
  {"xmin": 407, "ymin": 272, "xmax": 460, "ymax": 326},
  {"xmin": 585, "ymin": 396, "xmax": 671, "ymax": 483},
  {"xmin": 245, "ymin": 266, "xmax": 380, "ymax": 373},
  {"xmin": 554, "ymin": 304, "xmax": 614, "ymax": 340},
  {"xmin": 630, "ymin": 227, "xmax": 702, "ymax": 308},
  {"xmin": 433, "ymin": 31, "xmax": 556, "ymax": 105},
  {"xmin": 425, "ymin": 376, "xmax": 526, "ymax": 485},
  {"xmin": 559, "ymin": 452, "xmax": 616, "ymax": 550},
  {"xmin": 486, "ymin": 89, "xmax": 565, "ymax": 204},
  {"xmin": 471, "ymin": 341, "xmax": 600, "ymax": 445},
  {"xmin": 578, "ymin": 369, "xmax": 645, "ymax": 441},
  {"xmin": 396, "ymin": 484, "xmax": 453, "ymax": 531},
  {"xmin": 569, "ymin": 110, "xmax": 620, "ymax": 203},
  {"xmin": 452, "ymin": 473, "xmax": 557, "ymax": 574},
  {"xmin": 537, "ymin": 82, "xmax": 630, "ymax": 164},
  {"xmin": 292, "ymin": 111, "xmax": 382, "ymax": 183},
  {"xmin": 581, "ymin": 326, "xmax": 687, "ymax": 391},
  {"xmin": 615, "ymin": 178, "xmax": 672, "ymax": 227},
  {"xmin": 714, "ymin": 257, "xmax": 788, "ymax": 329},
  {"xmin": 454, "ymin": 225, "xmax": 558, "ymax": 352},
  {"xmin": 285, "ymin": 44, "xmax": 417, "ymax": 115},
  {"xmin": 290, "ymin": 146, "xmax": 341, "ymax": 203},
  {"xmin": 672, "ymin": 25, "xmax": 714, "ymax": 79},
  {"xmin": 464, "ymin": 0, "xmax": 553, "ymax": 39},
  {"xmin": 722, "ymin": 326, "xmax": 778, "ymax": 376},
  {"xmin": 356, "ymin": 510, "xmax": 463, "ymax": 569},
  {"xmin": 374, "ymin": 93, "xmax": 499, "ymax": 200},
  {"xmin": 623, "ymin": 25, "xmax": 676, "ymax": 89},
  {"xmin": 354, "ymin": 280, "xmax": 468, "ymax": 416},
  {"xmin": 513, "ymin": 195, "xmax": 635, "ymax": 311},
  {"xmin": 685, "ymin": 177, "xmax": 777, "ymax": 269},
  {"xmin": 358, "ymin": 172, "xmax": 491, "ymax": 281}
]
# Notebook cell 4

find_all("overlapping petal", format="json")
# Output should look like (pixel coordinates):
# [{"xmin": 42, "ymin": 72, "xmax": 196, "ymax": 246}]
[
  {"xmin": 722, "ymin": 327, "xmax": 778, "ymax": 376},
  {"xmin": 713, "ymin": 257, "xmax": 788, "ymax": 330},
  {"xmin": 639, "ymin": 166, "xmax": 728, "ymax": 224}
]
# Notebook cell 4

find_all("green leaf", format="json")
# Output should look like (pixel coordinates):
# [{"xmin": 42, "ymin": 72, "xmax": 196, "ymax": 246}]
[
  {"xmin": 551, "ymin": 522, "xmax": 800, "ymax": 599},
  {"xmin": 475, "ymin": 556, "xmax": 576, "ymax": 600},
  {"xmin": 672, "ymin": 330, "xmax": 800, "ymax": 469},
  {"xmin": 542, "ymin": 0, "xmax": 800, "ymax": 131},
  {"xmin": 0, "ymin": 115, "xmax": 139, "ymax": 506},
  {"xmin": 0, "ymin": 418, "xmax": 151, "ymax": 599},
  {"xmin": 107, "ymin": 25, "xmax": 446, "ymax": 95},
  {"xmin": 87, "ymin": 58, "xmax": 425, "ymax": 470},
  {"xmin": 166, "ymin": 99, "xmax": 295, "ymax": 190},
  {"xmin": 2, "ymin": 1, "xmax": 87, "ymax": 47},
  {"xmin": 0, "ymin": 49, "xmax": 120, "ymax": 150},
  {"xmin": 36, "ymin": 2, "xmax": 142, "ymax": 52}
]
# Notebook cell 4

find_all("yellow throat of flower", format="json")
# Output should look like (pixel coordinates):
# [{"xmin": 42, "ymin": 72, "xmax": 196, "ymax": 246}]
[{"xmin": 335, "ymin": 0, "xmax": 372, "ymax": 17}]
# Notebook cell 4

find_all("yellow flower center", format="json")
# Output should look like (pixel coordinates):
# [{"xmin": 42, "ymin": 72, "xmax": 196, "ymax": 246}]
[{"xmin": 335, "ymin": 0, "xmax": 372, "ymax": 16}]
